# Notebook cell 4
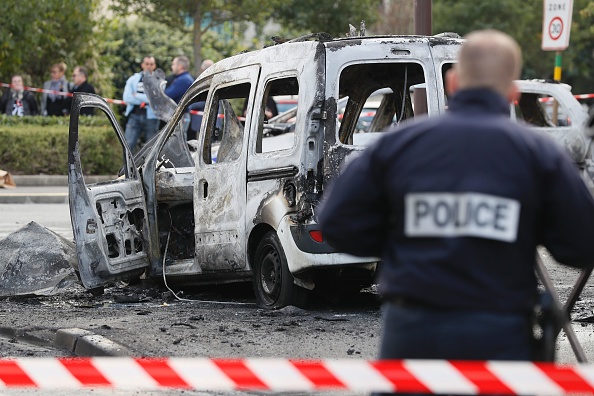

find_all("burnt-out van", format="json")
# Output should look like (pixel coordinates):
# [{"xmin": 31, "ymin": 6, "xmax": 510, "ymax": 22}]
[{"xmin": 68, "ymin": 32, "xmax": 463, "ymax": 308}]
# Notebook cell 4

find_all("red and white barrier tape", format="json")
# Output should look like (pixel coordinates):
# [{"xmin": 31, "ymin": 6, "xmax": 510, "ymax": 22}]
[
  {"xmin": 539, "ymin": 93, "xmax": 594, "ymax": 102},
  {"xmin": 1, "ymin": 83, "xmax": 126, "ymax": 105},
  {"xmin": 574, "ymin": 93, "xmax": 594, "ymax": 100},
  {"xmin": 1, "ymin": 358, "xmax": 594, "ymax": 394}
]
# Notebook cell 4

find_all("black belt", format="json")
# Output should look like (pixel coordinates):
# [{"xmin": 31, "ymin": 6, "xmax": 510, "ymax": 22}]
[
  {"xmin": 385, "ymin": 295, "xmax": 441, "ymax": 310},
  {"xmin": 132, "ymin": 105, "xmax": 147, "ymax": 115}
]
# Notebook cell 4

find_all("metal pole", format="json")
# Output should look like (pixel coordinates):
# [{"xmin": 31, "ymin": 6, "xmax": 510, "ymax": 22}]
[
  {"xmin": 414, "ymin": 0, "xmax": 431, "ymax": 116},
  {"xmin": 414, "ymin": 0, "xmax": 432, "ymax": 35},
  {"xmin": 535, "ymin": 255, "xmax": 588, "ymax": 363},
  {"xmin": 552, "ymin": 51, "xmax": 562, "ymax": 125}
]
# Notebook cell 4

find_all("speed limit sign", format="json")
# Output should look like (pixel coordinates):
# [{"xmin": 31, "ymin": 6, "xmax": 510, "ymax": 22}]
[{"xmin": 542, "ymin": 0, "xmax": 573, "ymax": 50}]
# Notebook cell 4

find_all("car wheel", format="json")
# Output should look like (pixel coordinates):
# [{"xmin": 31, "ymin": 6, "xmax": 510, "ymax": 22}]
[{"xmin": 253, "ymin": 231, "xmax": 307, "ymax": 309}]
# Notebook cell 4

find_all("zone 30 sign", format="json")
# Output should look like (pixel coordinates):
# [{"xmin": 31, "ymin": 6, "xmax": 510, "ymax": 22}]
[{"xmin": 542, "ymin": 0, "xmax": 574, "ymax": 51}]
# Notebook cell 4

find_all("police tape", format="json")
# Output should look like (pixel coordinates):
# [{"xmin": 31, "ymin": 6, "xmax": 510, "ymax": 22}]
[
  {"xmin": 5, "ymin": 80, "xmax": 594, "ymax": 110},
  {"xmin": 1, "ymin": 357, "xmax": 594, "ymax": 394},
  {"xmin": 539, "ymin": 93, "xmax": 594, "ymax": 102},
  {"xmin": 1, "ymin": 82, "xmax": 126, "ymax": 106},
  {"xmin": 574, "ymin": 93, "xmax": 594, "ymax": 100}
]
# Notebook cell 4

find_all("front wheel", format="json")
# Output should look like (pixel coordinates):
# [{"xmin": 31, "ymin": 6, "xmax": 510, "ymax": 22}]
[{"xmin": 253, "ymin": 231, "xmax": 308, "ymax": 309}]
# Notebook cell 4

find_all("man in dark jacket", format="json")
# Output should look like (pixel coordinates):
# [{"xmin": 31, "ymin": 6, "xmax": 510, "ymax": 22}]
[
  {"xmin": 318, "ymin": 29, "xmax": 594, "ymax": 365},
  {"xmin": 0, "ymin": 75, "xmax": 38, "ymax": 116},
  {"xmin": 68, "ymin": 66, "xmax": 96, "ymax": 116},
  {"xmin": 165, "ymin": 55, "xmax": 193, "ymax": 104}
]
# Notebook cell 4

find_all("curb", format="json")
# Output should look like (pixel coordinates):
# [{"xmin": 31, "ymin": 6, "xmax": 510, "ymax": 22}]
[
  {"xmin": 0, "ymin": 193, "xmax": 69, "ymax": 204},
  {"xmin": 0, "ymin": 326, "xmax": 132, "ymax": 357},
  {"xmin": 54, "ymin": 328, "xmax": 133, "ymax": 357},
  {"xmin": 11, "ymin": 175, "xmax": 116, "ymax": 187},
  {"xmin": 0, "ymin": 175, "xmax": 115, "ymax": 204}
]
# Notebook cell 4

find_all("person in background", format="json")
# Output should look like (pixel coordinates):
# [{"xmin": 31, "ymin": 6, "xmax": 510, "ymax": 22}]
[
  {"xmin": 0, "ymin": 74, "xmax": 38, "ymax": 116},
  {"xmin": 318, "ymin": 28, "xmax": 594, "ymax": 373},
  {"xmin": 199, "ymin": 59, "xmax": 214, "ymax": 73},
  {"xmin": 165, "ymin": 55, "xmax": 194, "ymax": 104},
  {"xmin": 123, "ymin": 56, "xmax": 159, "ymax": 152},
  {"xmin": 41, "ymin": 62, "xmax": 72, "ymax": 116},
  {"xmin": 67, "ymin": 66, "xmax": 96, "ymax": 116}
]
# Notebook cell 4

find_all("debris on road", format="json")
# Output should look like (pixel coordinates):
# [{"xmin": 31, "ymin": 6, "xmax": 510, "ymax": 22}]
[
  {"xmin": 0, "ymin": 221, "xmax": 78, "ymax": 297},
  {"xmin": 0, "ymin": 169, "xmax": 16, "ymax": 189}
]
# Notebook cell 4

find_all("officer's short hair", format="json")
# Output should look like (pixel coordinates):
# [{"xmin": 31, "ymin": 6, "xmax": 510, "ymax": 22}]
[{"xmin": 457, "ymin": 30, "xmax": 522, "ymax": 96}]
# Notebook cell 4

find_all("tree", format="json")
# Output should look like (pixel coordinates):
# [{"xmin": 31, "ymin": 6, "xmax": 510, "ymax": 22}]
[
  {"xmin": 271, "ymin": 0, "xmax": 380, "ymax": 38},
  {"xmin": 432, "ymin": 0, "xmax": 594, "ymax": 94},
  {"xmin": 564, "ymin": 0, "xmax": 594, "ymax": 94},
  {"xmin": 101, "ymin": 17, "xmax": 194, "ymax": 103},
  {"xmin": 0, "ymin": 0, "xmax": 96, "ymax": 88},
  {"xmin": 110, "ymin": 0, "xmax": 279, "ymax": 76},
  {"xmin": 371, "ymin": 0, "xmax": 414, "ymax": 35}
]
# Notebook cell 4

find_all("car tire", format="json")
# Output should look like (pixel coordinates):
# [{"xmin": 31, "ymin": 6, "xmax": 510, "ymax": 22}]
[{"xmin": 253, "ymin": 231, "xmax": 308, "ymax": 309}]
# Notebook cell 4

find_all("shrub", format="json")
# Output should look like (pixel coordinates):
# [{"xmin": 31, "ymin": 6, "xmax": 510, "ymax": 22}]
[
  {"xmin": 0, "ymin": 121, "xmax": 123, "ymax": 175},
  {"xmin": 0, "ymin": 114, "xmax": 115, "ymax": 127}
]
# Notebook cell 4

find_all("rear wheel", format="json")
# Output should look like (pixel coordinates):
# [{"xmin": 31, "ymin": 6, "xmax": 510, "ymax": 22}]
[{"xmin": 253, "ymin": 231, "xmax": 307, "ymax": 309}]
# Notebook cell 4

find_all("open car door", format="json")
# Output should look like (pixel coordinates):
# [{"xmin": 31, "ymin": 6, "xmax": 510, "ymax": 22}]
[{"xmin": 68, "ymin": 93, "xmax": 150, "ymax": 290}]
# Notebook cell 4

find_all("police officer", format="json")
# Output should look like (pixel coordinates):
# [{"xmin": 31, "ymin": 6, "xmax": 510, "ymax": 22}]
[{"xmin": 318, "ymin": 29, "xmax": 594, "ymax": 365}]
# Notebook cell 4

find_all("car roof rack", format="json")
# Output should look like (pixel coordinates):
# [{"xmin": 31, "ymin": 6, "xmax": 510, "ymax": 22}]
[
  {"xmin": 264, "ymin": 32, "xmax": 334, "ymax": 48},
  {"xmin": 433, "ymin": 32, "xmax": 461, "ymax": 39}
]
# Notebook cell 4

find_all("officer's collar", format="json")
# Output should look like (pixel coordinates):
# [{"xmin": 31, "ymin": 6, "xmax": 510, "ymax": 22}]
[{"xmin": 448, "ymin": 88, "xmax": 510, "ymax": 116}]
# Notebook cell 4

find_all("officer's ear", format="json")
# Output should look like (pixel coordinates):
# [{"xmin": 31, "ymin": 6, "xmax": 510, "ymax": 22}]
[
  {"xmin": 506, "ymin": 81, "xmax": 520, "ymax": 104},
  {"xmin": 445, "ymin": 68, "xmax": 458, "ymax": 96}
]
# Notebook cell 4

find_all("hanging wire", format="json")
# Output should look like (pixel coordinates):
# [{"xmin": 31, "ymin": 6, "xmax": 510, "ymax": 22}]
[{"xmin": 161, "ymin": 209, "xmax": 253, "ymax": 306}]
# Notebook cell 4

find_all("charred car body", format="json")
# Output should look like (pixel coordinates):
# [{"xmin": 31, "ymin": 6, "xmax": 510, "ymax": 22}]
[
  {"xmin": 511, "ymin": 79, "xmax": 594, "ymax": 192},
  {"xmin": 68, "ymin": 33, "xmax": 463, "ymax": 308}
]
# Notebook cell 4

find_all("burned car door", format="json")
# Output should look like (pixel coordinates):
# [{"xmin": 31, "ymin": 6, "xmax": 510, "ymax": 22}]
[
  {"xmin": 194, "ymin": 66, "xmax": 259, "ymax": 271},
  {"xmin": 68, "ymin": 93, "xmax": 150, "ymax": 290}
]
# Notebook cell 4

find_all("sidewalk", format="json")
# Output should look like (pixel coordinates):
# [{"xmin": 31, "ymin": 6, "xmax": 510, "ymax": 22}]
[{"xmin": 0, "ymin": 175, "xmax": 114, "ymax": 204}]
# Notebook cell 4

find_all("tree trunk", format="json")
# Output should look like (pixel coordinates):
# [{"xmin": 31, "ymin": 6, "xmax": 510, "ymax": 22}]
[{"xmin": 192, "ymin": 1, "xmax": 203, "ymax": 77}]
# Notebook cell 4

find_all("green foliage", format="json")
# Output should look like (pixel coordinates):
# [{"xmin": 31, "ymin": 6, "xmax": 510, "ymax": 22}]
[
  {"xmin": 0, "ymin": 114, "xmax": 112, "ymax": 127},
  {"xmin": 109, "ymin": 0, "xmax": 279, "ymax": 75},
  {"xmin": 270, "ymin": 0, "xmax": 379, "ymax": 38},
  {"xmin": 101, "ymin": 18, "xmax": 195, "ymax": 103},
  {"xmin": 0, "ymin": 0, "xmax": 95, "ymax": 88},
  {"xmin": 434, "ymin": 0, "xmax": 545, "ymax": 77},
  {"xmin": 0, "ymin": 124, "xmax": 122, "ymax": 175},
  {"xmin": 433, "ymin": 0, "xmax": 594, "ymax": 94},
  {"xmin": 565, "ymin": 0, "xmax": 594, "ymax": 94}
]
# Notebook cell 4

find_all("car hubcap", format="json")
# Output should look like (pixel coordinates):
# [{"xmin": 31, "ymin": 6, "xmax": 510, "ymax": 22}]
[{"xmin": 260, "ymin": 246, "xmax": 281, "ymax": 302}]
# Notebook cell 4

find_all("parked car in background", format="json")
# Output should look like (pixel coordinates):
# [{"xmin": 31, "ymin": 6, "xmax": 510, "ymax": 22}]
[
  {"xmin": 267, "ymin": 79, "xmax": 594, "ymax": 190},
  {"xmin": 511, "ymin": 79, "xmax": 594, "ymax": 192},
  {"xmin": 273, "ymin": 95, "xmax": 299, "ymax": 114}
]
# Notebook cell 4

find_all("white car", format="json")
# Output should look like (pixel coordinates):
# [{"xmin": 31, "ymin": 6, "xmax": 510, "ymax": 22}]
[
  {"xmin": 68, "ymin": 32, "xmax": 463, "ymax": 308},
  {"xmin": 511, "ymin": 80, "xmax": 594, "ymax": 191}
]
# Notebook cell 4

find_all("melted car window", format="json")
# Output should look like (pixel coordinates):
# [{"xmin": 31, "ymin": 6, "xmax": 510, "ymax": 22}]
[
  {"xmin": 202, "ymin": 82, "xmax": 250, "ymax": 164},
  {"xmin": 257, "ymin": 77, "xmax": 299, "ymax": 154},
  {"xmin": 338, "ymin": 62, "xmax": 426, "ymax": 145},
  {"xmin": 515, "ymin": 93, "xmax": 572, "ymax": 127},
  {"xmin": 78, "ymin": 107, "xmax": 126, "ymax": 178}
]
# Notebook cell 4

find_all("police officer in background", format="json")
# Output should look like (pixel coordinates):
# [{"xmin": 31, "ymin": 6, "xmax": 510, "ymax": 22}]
[{"xmin": 318, "ymin": 29, "xmax": 594, "ymax": 365}]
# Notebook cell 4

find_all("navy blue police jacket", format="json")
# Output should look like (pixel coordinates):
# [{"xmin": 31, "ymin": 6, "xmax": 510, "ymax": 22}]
[{"xmin": 318, "ymin": 88, "xmax": 594, "ymax": 313}]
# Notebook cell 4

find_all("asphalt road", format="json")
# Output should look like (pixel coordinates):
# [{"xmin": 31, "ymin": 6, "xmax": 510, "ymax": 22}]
[
  {"xmin": 0, "ymin": 203, "xmax": 72, "ymax": 240},
  {"xmin": 1, "ymin": 202, "xmax": 594, "ymax": 396}
]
